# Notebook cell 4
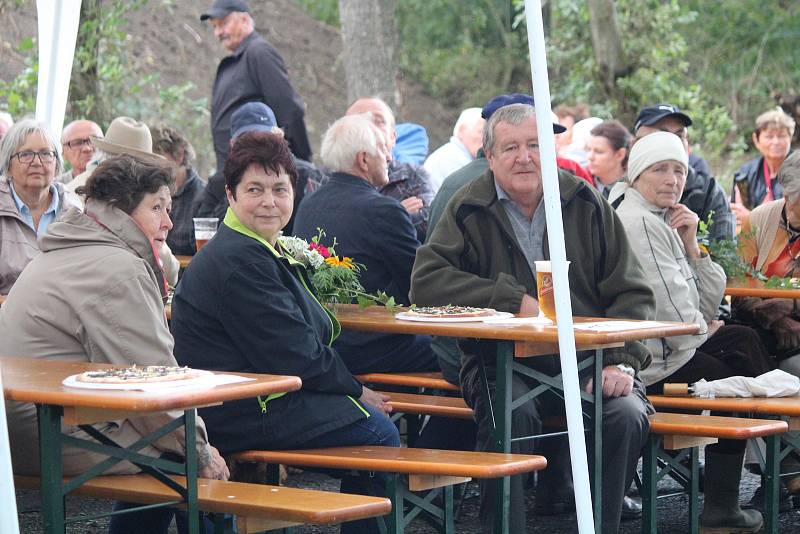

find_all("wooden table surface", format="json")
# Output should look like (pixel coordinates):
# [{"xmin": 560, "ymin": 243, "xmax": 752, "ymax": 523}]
[
  {"xmin": 725, "ymin": 278, "xmax": 800, "ymax": 299},
  {"xmin": 0, "ymin": 357, "xmax": 301, "ymax": 413},
  {"xmin": 332, "ymin": 304, "xmax": 700, "ymax": 348}
]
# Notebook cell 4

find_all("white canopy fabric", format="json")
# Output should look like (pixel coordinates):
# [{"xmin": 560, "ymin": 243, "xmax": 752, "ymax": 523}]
[
  {"xmin": 0, "ymin": 370, "xmax": 20, "ymax": 534},
  {"xmin": 524, "ymin": 1, "xmax": 593, "ymax": 532},
  {"xmin": 35, "ymin": 0, "xmax": 82, "ymax": 139},
  {"xmin": 693, "ymin": 369, "xmax": 800, "ymax": 398}
]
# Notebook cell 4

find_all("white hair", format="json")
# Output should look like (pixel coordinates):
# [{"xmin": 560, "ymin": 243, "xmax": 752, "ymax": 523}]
[
  {"xmin": 320, "ymin": 114, "xmax": 381, "ymax": 173},
  {"xmin": 0, "ymin": 118, "xmax": 62, "ymax": 176},
  {"xmin": 453, "ymin": 107, "xmax": 483, "ymax": 137}
]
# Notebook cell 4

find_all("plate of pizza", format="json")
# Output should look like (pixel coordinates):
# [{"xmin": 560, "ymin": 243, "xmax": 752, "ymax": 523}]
[
  {"xmin": 396, "ymin": 305, "xmax": 514, "ymax": 323},
  {"xmin": 63, "ymin": 365, "xmax": 216, "ymax": 391}
]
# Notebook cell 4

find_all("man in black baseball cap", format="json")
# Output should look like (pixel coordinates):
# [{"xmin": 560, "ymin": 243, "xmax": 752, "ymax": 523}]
[
  {"xmin": 633, "ymin": 103, "xmax": 692, "ymax": 132},
  {"xmin": 631, "ymin": 103, "xmax": 733, "ymax": 241},
  {"xmin": 200, "ymin": 0, "xmax": 249, "ymax": 21}
]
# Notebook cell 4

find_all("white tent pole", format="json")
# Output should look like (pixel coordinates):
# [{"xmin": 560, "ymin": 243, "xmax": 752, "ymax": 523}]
[
  {"xmin": 523, "ymin": 1, "xmax": 594, "ymax": 532},
  {"xmin": 0, "ymin": 368, "xmax": 21, "ymax": 534},
  {"xmin": 36, "ymin": 0, "xmax": 82, "ymax": 140}
]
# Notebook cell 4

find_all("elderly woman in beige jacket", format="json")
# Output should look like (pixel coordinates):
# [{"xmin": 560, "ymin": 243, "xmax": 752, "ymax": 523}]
[
  {"xmin": 0, "ymin": 119, "xmax": 82, "ymax": 294},
  {"xmin": 0, "ymin": 155, "xmax": 227, "ymax": 533},
  {"xmin": 617, "ymin": 131, "xmax": 771, "ymax": 533}
]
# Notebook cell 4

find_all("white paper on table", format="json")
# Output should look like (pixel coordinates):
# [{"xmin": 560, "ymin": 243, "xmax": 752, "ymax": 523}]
[
  {"xmin": 572, "ymin": 320, "xmax": 675, "ymax": 332},
  {"xmin": 693, "ymin": 369, "xmax": 800, "ymax": 398},
  {"xmin": 482, "ymin": 316, "xmax": 554, "ymax": 326},
  {"xmin": 62, "ymin": 373, "xmax": 254, "ymax": 392}
]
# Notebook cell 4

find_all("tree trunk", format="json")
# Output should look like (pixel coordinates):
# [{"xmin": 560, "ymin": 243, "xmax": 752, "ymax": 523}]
[
  {"xmin": 337, "ymin": 0, "xmax": 398, "ymax": 110},
  {"xmin": 586, "ymin": 0, "xmax": 628, "ymax": 101},
  {"xmin": 68, "ymin": 0, "xmax": 103, "ymax": 122}
]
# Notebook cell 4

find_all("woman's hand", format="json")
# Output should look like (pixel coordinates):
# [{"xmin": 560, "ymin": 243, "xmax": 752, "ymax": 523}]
[
  {"xmin": 359, "ymin": 386, "xmax": 392, "ymax": 415},
  {"xmin": 667, "ymin": 204, "xmax": 701, "ymax": 258},
  {"xmin": 730, "ymin": 202, "xmax": 751, "ymax": 228},
  {"xmin": 400, "ymin": 196, "xmax": 424, "ymax": 215},
  {"xmin": 199, "ymin": 445, "xmax": 230, "ymax": 481},
  {"xmin": 706, "ymin": 319, "xmax": 724, "ymax": 338}
]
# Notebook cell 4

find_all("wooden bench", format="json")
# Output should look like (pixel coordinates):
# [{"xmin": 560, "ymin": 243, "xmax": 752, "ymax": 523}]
[
  {"xmin": 357, "ymin": 372, "xmax": 460, "ymax": 392},
  {"xmin": 15, "ymin": 474, "xmax": 391, "ymax": 533},
  {"xmin": 230, "ymin": 446, "xmax": 546, "ymax": 534},
  {"xmin": 643, "ymin": 413, "xmax": 788, "ymax": 534},
  {"xmin": 382, "ymin": 391, "xmax": 473, "ymax": 420},
  {"xmin": 378, "ymin": 390, "xmax": 791, "ymax": 533}
]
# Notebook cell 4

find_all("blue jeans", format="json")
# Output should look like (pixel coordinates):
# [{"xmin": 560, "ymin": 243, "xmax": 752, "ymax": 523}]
[{"xmin": 292, "ymin": 402, "xmax": 400, "ymax": 534}]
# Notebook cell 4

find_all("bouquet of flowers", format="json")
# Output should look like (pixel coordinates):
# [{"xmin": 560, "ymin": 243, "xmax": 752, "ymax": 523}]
[{"xmin": 278, "ymin": 229, "xmax": 398, "ymax": 309}]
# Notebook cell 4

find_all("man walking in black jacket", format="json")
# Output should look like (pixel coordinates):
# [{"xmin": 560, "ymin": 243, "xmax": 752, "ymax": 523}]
[{"xmin": 202, "ymin": 0, "xmax": 311, "ymax": 170}]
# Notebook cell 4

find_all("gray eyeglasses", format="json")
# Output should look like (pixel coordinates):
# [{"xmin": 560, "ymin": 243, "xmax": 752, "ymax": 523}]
[{"xmin": 11, "ymin": 150, "xmax": 58, "ymax": 164}]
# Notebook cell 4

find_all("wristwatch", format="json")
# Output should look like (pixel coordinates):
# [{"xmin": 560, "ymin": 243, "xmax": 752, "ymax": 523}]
[{"xmin": 615, "ymin": 364, "xmax": 635, "ymax": 378}]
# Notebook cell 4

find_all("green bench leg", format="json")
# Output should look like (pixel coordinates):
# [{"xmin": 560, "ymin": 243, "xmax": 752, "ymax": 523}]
[{"xmin": 641, "ymin": 436, "xmax": 659, "ymax": 533}]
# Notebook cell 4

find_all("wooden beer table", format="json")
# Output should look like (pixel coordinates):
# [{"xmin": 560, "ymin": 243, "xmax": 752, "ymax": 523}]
[
  {"xmin": 334, "ymin": 304, "xmax": 699, "ymax": 533},
  {"xmin": 1, "ymin": 357, "xmax": 301, "ymax": 534}
]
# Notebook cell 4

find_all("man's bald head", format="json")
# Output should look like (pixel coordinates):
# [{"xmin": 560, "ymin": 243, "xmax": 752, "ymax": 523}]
[
  {"xmin": 61, "ymin": 119, "xmax": 103, "ymax": 176},
  {"xmin": 346, "ymin": 97, "xmax": 397, "ymax": 151}
]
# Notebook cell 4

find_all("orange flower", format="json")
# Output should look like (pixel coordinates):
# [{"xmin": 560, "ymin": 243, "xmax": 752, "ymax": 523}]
[{"xmin": 325, "ymin": 256, "xmax": 355, "ymax": 270}]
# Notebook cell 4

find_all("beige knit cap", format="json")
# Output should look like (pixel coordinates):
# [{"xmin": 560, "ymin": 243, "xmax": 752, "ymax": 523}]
[{"xmin": 626, "ymin": 131, "xmax": 688, "ymax": 184}]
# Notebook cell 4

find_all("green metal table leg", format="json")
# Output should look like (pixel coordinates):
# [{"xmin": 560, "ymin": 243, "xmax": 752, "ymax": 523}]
[
  {"xmin": 384, "ymin": 473, "xmax": 404, "ymax": 534},
  {"xmin": 689, "ymin": 447, "xmax": 699, "ymax": 534},
  {"xmin": 184, "ymin": 409, "xmax": 200, "ymax": 534},
  {"xmin": 641, "ymin": 436, "xmax": 659, "ymax": 534},
  {"xmin": 492, "ymin": 341, "xmax": 513, "ymax": 534},
  {"xmin": 38, "ymin": 404, "xmax": 66, "ymax": 534},
  {"xmin": 593, "ymin": 348, "xmax": 603, "ymax": 533},
  {"xmin": 764, "ymin": 434, "xmax": 780, "ymax": 534}
]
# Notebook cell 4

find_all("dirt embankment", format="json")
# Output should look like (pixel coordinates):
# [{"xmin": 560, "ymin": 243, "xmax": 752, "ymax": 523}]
[{"xmin": 0, "ymin": 0, "xmax": 455, "ymax": 170}]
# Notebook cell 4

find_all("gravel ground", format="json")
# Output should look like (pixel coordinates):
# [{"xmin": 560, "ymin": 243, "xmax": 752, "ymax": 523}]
[{"xmin": 15, "ymin": 465, "xmax": 800, "ymax": 533}]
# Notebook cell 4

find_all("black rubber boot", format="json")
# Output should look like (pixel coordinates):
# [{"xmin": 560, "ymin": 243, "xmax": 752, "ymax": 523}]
[{"xmin": 700, "ymin": 451, "xmax": 763, "ymax": 534}]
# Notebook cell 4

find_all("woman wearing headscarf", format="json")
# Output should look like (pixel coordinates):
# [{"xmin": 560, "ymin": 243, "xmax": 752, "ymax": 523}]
[
  {"xmin": 617, "ymin": 131, "xmax": 771, "ymax": 533},
  {"xmin": 0, "ymin": 155, "xmax": 228, "ymax": 533},
  {"xmin": 0, "ymin": 119, "xmax": 82, "ymax": 293}
]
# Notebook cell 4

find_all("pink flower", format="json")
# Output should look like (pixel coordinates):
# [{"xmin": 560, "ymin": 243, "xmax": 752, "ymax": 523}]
[{"xmin": 309, "ymin": 242, "xmax": 331, "ymax": 258}]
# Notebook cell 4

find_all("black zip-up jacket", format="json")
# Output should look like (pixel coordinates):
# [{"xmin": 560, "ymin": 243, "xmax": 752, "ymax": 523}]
[
  {"xmin": 732, "ymin": 154, "xmax": 789, "ymax": 211},
  {"xmin": 172, "ymin": 221, "xmax": 366, "ymax": 453},
  {"xmin": 210, "ymin": 32, "xmax": 311, "ymax": 169}
]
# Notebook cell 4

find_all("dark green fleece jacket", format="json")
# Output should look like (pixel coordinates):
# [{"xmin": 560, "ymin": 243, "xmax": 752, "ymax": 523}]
[{"xmin": 410, "ymin": 168, "xmax": 655, "ymax": 377}]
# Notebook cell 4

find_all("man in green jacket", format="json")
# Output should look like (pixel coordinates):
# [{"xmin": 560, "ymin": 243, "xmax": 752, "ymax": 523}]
[{"xmin": 410, "ymin": 103, "xmax": 656, "ymax": 533}]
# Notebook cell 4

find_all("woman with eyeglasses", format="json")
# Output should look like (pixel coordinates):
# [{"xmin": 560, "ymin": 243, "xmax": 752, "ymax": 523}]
[{"xmin": 0, "ymin": 119, "xmax": 82, "ymax": 294}]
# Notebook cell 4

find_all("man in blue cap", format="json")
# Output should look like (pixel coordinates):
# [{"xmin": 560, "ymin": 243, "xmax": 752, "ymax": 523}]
[
  {"xmin": 194, "ymin": 101, "xmax": 326, "ymax": 234},
  {"xmin": 201, "ymin": 0, "xmax": 311, "ymax": 169}
]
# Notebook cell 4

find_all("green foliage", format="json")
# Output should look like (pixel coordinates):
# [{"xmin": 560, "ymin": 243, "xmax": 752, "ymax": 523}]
[
  {"xmin": 0, "ymin": 38, "xmax": 37, "ymax": 117},
  {"xmin": 295, "ymin": 0, "xmax": 339, "ymax": 26},
  {"xmin": 0, "ymin": 0, "xmax": 214, "ymax": 174}
]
